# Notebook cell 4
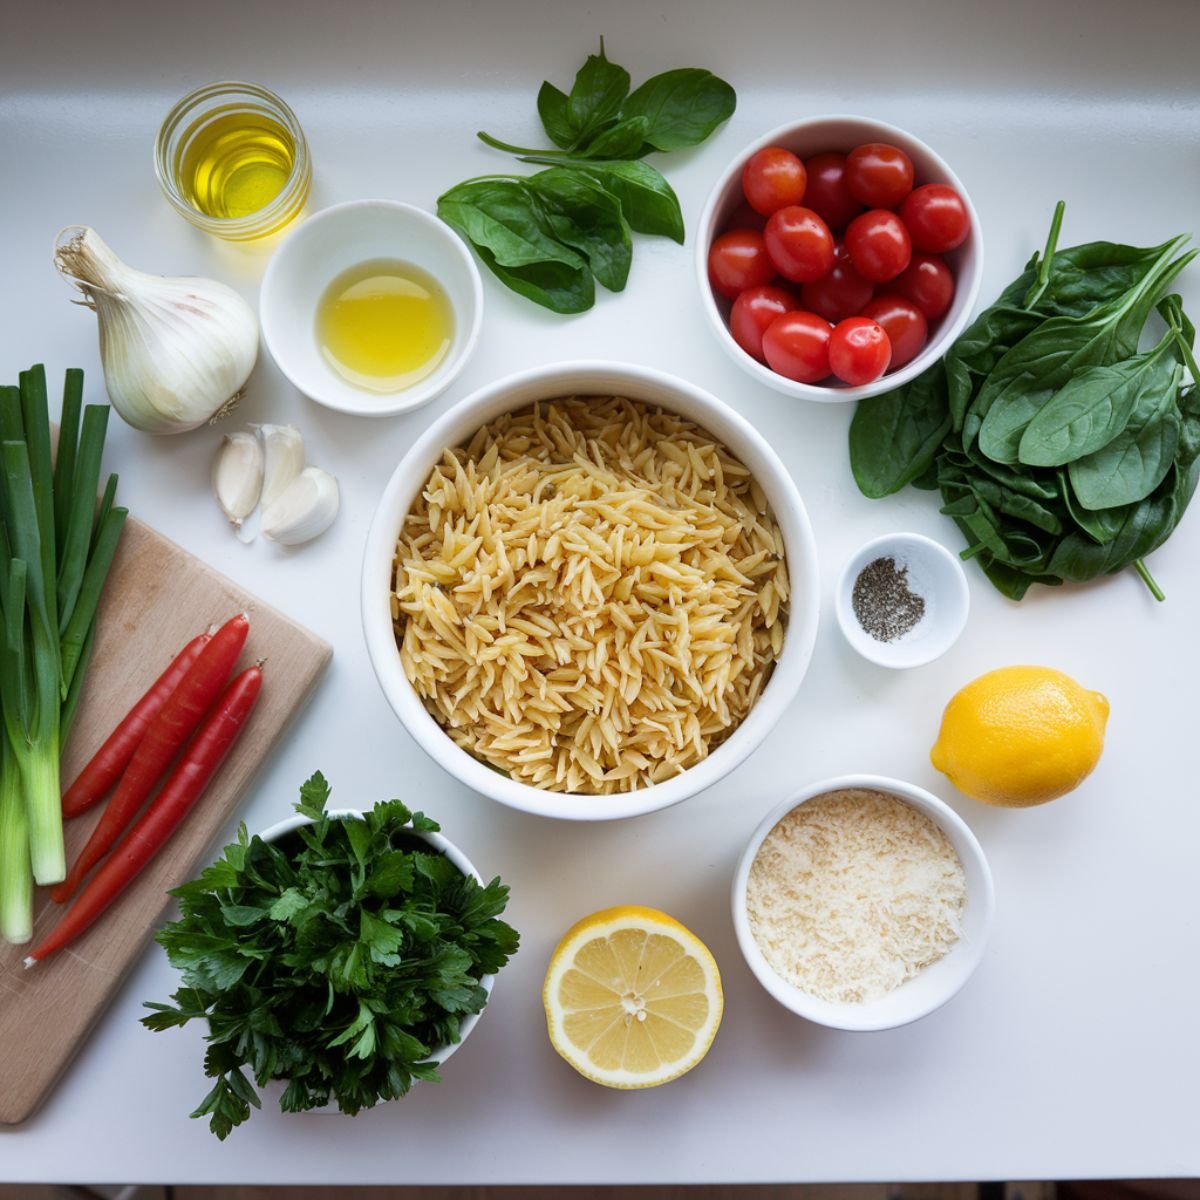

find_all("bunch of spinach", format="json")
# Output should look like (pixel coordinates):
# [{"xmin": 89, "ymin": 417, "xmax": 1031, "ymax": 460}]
[
  {"xmin": 437, "ymin": 41, "xmax": 736, "ymax": 313},
  {"xmin": 142, "ymin": 773, "xmax": 518, "ymax": 1138},
  {"xmin": 849, "ymin": 203, "xmax": 1200, "ymax": 601}
]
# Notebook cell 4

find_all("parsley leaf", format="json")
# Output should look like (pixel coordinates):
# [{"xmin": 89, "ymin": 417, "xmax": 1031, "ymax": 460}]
[{"xmin": 143, "ymin": 773, "xmax": 519, "ymax": 1137}]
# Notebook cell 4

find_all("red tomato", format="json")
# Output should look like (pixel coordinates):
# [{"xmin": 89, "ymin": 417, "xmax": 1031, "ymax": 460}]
[
  {"xmin": 801, "ymin": 152, "xmax": 864, "ymax": 232},
  {"xmin": 829, "ymin": 317, "xmax": 892, "ymax": 386},
  {"xmin": 763, "ymin": 206, "xmax": 835, "ymax": 283},
  {"xmin": 890, "ymin": 253, "xmax": 955, "ymax": 320},
  {"xmin": 899, "ymin": 184, "xmax": 971, "ymax": 254},
  {"xmin": 708, "ymin": 229, "xmax": 776, "ymax": 299},
  {"xmin": 844, "ymin": 143, "xmax": 915, "ymax": 209},
  {"xmin": 723, "ymin": 201, "xmax": 767, "ymax": 234},
  {"xmin": 860, "ymin": 295, "xmax": 928, "ymax": 370},
  {"xmin": 742, "ymin": 146, "xmax": 807, "ymax": 217},
  {"xmin": 730, "ymin": 286, "xmax": 799, "ymax": 361},
  {"xmin": 845, "ymin": 210, "xmax": 912, "ymax": 284},
  {"xmin": 800, "ymin": 246, "xmax": 873, "ymax": 323},
  {"xmin": 762, "ymin": 311, "xmax": 833, "ymax": 383}
]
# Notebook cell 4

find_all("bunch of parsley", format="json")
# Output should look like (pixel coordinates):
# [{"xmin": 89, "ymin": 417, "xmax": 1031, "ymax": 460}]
[{"xmin": 142, "ymin": 773, "xmax": 518, "ymax": 1139}]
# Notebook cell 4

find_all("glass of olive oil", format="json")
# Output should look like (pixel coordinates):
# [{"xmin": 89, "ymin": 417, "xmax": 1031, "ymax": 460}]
[{"xmin": 155, "ymin": 82, "xmax": 312, "ymax": 241}]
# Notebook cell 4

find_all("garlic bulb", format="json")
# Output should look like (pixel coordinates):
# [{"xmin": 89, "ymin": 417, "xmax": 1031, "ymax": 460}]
[
  {"xmin": 213, "ymin": 432, "xmax": 263, "ymax": 528},
  {"xmin": 261, "ymin": 467, "xmax": 339, "ymax": 546},
  {"xmin": 54, "ymin": 226, "xmax": 259, "ymax": 435},
  {"xmin": 257, "ymin": 423, "xmax": 305, "ymax": 508}
]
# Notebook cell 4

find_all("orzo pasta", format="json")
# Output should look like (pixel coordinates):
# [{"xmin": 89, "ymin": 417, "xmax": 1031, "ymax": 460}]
[{"xmin": 392, "ymin": 396, "xmax": 790, "ymax": 794}]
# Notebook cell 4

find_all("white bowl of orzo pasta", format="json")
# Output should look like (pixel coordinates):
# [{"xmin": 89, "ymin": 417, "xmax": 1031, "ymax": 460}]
[{"xmin": 362, "ymin": 361, "xmax": 820, "ymax": 820}]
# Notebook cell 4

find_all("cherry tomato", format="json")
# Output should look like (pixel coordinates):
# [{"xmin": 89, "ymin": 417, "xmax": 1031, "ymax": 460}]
[
  {"xmin": 845, "ymin": 210, "xmax": 912, "ymax": 284},
  {"xmin": 763, "ymin": 206, "xmax": 835, "ymax": 283},
  {"xmin": 829, "ymin": 317, "xmax": 892, "ymax": 386},
  {"xmin": 762, "ymin": 310, "xmax": 833, "ymax": 383},
  {"xmin": 708, "ymin": 229, "xmax": 776, "ymax": 299},
  {"xmin": 801, "ymin": 152, "xmax": 864, "ymax": 232},
  {"xmin": 723, "ymin": 201, "xmax": 767, "ymax": 234},
  {"xmin": 742, "ymin": 146, "xmax": 807, "ymax": 217},
  {"xmin": 800, "ymin": 245, "xmax": 873, "ymax": 323},
  {"xmin": 844, "ymin": 143, "xmax": 914, "ymax": 209},
  {"xmin": 899, "ymin": 184, "xmax": 970, "ymax": 254},
  {"xmin": 860, "ymin": 295, "xmax": 928, "ymax": 370},
  {"xmin": 890, "ymin": 253, "xmax": 955, "ymax": 320},
  {"xmin": 730, "ymin": 285, "xmax": 799, "ymax": 362}
]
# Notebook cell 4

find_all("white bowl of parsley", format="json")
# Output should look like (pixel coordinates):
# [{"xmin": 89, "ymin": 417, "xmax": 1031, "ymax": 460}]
[{"xmin": 143, "ymin": 772, "xmax": 518, "ymax": 1138}]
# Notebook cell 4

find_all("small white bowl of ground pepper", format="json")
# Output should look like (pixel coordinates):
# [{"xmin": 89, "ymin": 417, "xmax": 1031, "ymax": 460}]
[{"xmin": 836, "ymin": 532, "xmax": 968, "ymax": 668}]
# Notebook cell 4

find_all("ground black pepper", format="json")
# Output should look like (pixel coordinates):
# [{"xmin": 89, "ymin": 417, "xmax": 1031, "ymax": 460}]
[{"xmin": 852, "ymin": 556, "xmax": 925, "ymax": 643}]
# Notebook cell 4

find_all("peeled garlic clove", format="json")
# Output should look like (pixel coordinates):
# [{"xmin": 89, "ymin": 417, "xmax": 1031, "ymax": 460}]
[
  {"xmin": 261, "ymin": 467, "xmax": 339, "ymax": 546},
  {"xmin": 257, "ymin": 423, "xmax": 305, "ymax": 508},
  {"xmin": 213, "ymin": 431, "xmax": 263, "ymax": 528}
]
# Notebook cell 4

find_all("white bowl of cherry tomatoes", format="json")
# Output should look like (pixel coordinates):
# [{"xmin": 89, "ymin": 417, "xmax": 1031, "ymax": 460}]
[{"xmin": 698, "ymin": 114, "xmax": 983, "ymax": 401}]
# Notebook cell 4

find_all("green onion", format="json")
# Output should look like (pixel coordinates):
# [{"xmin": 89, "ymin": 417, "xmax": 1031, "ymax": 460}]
[{"xmin": 0, "ymin": 367, "xmax": 126, "ymax": 921}]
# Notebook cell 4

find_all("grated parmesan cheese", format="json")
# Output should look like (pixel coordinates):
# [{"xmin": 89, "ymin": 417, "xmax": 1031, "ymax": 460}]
[{"xmin": 745, "ymin": 788, "xmax": 966, "ymax": 1004}]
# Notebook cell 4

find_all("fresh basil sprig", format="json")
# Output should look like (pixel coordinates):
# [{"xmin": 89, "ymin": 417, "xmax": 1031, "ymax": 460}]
[
  {"xmin": 848, "ymin": 203, "xmax": 1200, "ymax": 601},
  {"xmin": 438, "ymin": 42, "xmax": 735, "ymax": 314}
]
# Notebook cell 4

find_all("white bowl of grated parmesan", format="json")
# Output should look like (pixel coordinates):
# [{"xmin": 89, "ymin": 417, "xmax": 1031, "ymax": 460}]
[
  {"xmin": 732, "ymin": 774, "xmax": 994, "ymax": 1030},
  {"xmin": 361, "ymin": 360, "xmax": 821, "ymax": 821}
]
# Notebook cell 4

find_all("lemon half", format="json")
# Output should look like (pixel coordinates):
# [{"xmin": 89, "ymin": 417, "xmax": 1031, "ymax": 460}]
[{"xmin": 543, "ymin": 905, "xmax": 723, "ymax": 1089}]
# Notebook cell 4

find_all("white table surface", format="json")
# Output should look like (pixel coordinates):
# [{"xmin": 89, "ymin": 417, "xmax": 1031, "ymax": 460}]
[{"xmin": 2, "ymin": 0, "xmax": 1199, "ymax": 1185}]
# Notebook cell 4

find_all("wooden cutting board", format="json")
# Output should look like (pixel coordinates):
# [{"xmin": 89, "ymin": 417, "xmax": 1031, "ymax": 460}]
[{"xmin": 0, "ymin": 514, "xmax": 331, "ymax": 1125}]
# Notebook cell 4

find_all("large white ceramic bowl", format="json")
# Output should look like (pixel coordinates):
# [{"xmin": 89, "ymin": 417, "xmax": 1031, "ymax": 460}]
[
  {"xmin": 258, "ymin": 807, "xmax": 496, "ymax": 1082},
  {"xmin": 696, "ymin": 114, "xmax": 984, "ymax": 403},
  {"xmin": 732, "ymin": 774, "xmax": 994, "ymax": 1031},
  {"xmin": 260, "ymin": 199, "xmax": 483, "ymax": 417},
  {"xmin": 362, "ymin": 360, "xmax": 821, "ymax": 822}
]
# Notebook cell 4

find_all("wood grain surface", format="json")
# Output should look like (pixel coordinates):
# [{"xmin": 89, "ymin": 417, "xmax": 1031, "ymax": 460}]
[{"xmin": 0, "ymin": 514, "xmax": 331, "ymax": 1126}]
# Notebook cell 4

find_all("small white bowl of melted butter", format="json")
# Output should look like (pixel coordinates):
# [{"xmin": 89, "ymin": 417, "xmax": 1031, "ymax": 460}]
[
  {"xmin": 260, "ymin": 199, "xmax": 483, "ymax": 417},
  {"xmin": 732, "ymin": 773, "xmax": 994, "ymax": 1030}
]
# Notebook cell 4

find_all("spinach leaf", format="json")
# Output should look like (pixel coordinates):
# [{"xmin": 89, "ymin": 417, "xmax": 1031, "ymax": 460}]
[
  {"xmin": 552, "ymin": 158, "xmax": 686, "ymax": 242},
  {"xmin": 1067, "ymin": 365, "xmax": 1182, "ymax": 509},
  {"xmin": 578, "ymin": 115, "xmax": 651, "ymax": 159},
  {"xmin": 621, "ymin": 67, "xmax": 737, "ymax": 151},
  {"xmin": 848, "ymin": 363, "xmax": 951, "ymax": 498},
  {"xmin": 436, "ymin": 178, "xmax": 594, "ymax": 313},
  {"xmin": 537, "ymin": 83, "xmax": 576, "ymax": 150},
  {"xmin": 555, "ymin": 41, "xmax": 631, "ymax": 150},
  {"xmin": 526, "ymin": 168, "xmax": 633, "ymax": 292}
]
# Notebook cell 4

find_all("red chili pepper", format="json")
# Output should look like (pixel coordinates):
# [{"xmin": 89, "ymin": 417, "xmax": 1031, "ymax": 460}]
[
  {"xmin": 28, "ymin": 664, "xmax": 263, "ymax": 966},
  {"xmin": 51, "ymin": 613, "xmax": 249, "ymax": 904},
  {"xmin": 62, "ymin": 631, "xmax": 214, "ymax": 820}
]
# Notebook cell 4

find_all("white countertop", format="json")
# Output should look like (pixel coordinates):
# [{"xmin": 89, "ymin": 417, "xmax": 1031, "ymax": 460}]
[{"xmin": 2, "ymin": 0, "xmax": 1199, "ymax": 1184}]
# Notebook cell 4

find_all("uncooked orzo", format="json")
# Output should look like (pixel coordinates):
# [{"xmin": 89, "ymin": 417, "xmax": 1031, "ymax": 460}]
[{"xmin": 391, "ymin": 396, "xmax": 790, "ymax": 795}]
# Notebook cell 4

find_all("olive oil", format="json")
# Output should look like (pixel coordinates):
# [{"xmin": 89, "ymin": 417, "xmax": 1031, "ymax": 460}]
[
  {"xmin": 316, "ymin": 260, "xmax": 454, "ymax": 394},
  {"xmin": 180, "ymin": 112, "xmax": 296, "ymax": 220}
]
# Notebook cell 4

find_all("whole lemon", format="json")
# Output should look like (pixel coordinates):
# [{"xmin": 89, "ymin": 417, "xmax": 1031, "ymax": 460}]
[{"xmin": 930, "ymin": 665, "xmax": 1109, "ymax": 807}]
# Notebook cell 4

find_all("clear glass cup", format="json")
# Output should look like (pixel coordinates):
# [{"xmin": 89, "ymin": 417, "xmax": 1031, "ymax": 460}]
[{"xmin": 154, "ymin": 81, "xmax": 312, "ymax": 242}]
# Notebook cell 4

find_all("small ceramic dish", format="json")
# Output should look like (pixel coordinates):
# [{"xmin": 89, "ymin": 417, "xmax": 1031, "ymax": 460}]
[
  {"xmin": 731, "ymin": 774, "xmax": 995, "ymax": 1031},
  {"xmin": 696, "ymin": 114, "xmax": 983, "ymax": 403},
  {"xmin": 836, "ymin": 532, "xmax": 969, "ymax": 668},
  {"xmin": 259, "ymin": 199, "xmax": 483, "ymax": 417}
]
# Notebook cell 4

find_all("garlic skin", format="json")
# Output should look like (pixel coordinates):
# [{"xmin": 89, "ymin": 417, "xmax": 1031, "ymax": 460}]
[
  {"xmin": 213, "ymin": 431, "xmax": 264, "ymax": 528},
  {"xmin": 54, "ymin": 226, "xmax": 259, "ymax": 435},
  {"xmin": 261, "ymin": 467, "xmax": 339, "ymax": 546},
  {"xmin": 256, "ymin": 423, "xmax": 305, "ymax": 508}
]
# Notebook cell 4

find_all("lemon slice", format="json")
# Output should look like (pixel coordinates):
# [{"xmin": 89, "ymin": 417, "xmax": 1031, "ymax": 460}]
[{"xmin": 543, "ymin": 905, "xmax": 723, "ymax": 1089}]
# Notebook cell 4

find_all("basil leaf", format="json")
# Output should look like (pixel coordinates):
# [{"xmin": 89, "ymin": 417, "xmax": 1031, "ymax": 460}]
[
  {"xmin": 577, "ymin": 115, "xmax": 650, "ymax": 160},
  {"xmin": 849, "ymin": 363, "xmax": 951, "ymax": 498},
  {"xmin": 562, "ymin": 159, "xmax": 685, "ymax": 242},
  {"xmin": 536, "ymin": 82, "xmax": 575, "ymax": 149},
  {"xmin": 437, "ymin": 178, "xmax": 594, "ymax": 313},
  {"xmin": 565, "ymin": 43, "xmax": 630, "ymax": 148},
  {"xmin": 621, "ymin": 67, "xmax": 737, "ymax": 151},
  {"xmin": 526, "ymin": 168, "xmax": 632, "ymax": 292}
]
